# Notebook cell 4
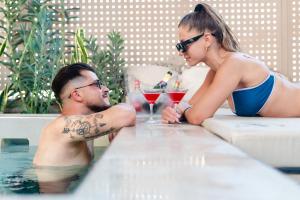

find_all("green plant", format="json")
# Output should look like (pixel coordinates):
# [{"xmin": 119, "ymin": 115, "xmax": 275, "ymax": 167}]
[
  {"xmin": 0, "ymin": 0, "xmax": 126, "ymax": 112},
  {"xmin": 0, "ymin": 37, "xmax": 8, "ymax": 112},
  {"xmin": 0, "ymin": 84, "xmax": 12, "ymax": 112},
  {"xmin": 70, "ymin": 29, "xmax": 126, "ymax": 105},
  {"xmin": 0, "ymin": 0, "xmax": 77, "ymax": 113},
  {"xmin": 86, "ymin": 31, "xmax": 126, "ymax": 105},
  {"xmin": 0, "ymin": 38, "xmax": 6, "ymax": 57},
  {"xmin": 71, "ymin": 28, "xmax": 89, "ymax": 64}
]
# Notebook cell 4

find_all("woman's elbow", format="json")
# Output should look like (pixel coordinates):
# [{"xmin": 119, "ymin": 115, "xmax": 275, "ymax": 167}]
[
  {"xmin": 187, "ymin": 116, "xmax": 203, "ymax": 125},
  {"xmin": 186, "ymin": 113, "xmax": 208, "ymax": 125}
]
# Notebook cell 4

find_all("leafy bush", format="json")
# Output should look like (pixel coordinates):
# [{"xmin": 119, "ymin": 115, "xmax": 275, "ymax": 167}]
[
  {"xmin": 67, "ymin": 28, "xmax": 126, "ymax": 105},
  {"xmin": 0, "ymin": 0, "xmax": 72, "ymax": 113},
  {"xmin": 0, "ymin": 0, "xmax": 126, "ymax": 113},
  {"xmin": 86, "ymin": 31, "xmax": 126, "ymax": 105}
]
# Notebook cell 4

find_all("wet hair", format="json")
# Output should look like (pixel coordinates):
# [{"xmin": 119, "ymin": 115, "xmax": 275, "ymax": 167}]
[
  {"xmin": 178, "ymin": 3, "xmax": 240, "ymax": 52},
  {"xmin": 52, "ymin": 63, "xmax": 96, "ymax": 101}
]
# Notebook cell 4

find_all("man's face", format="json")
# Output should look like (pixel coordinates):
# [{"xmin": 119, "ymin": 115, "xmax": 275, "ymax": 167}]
[{"xmin": 75, "ymin": 70, "xmax": 110, "ymax": 112}]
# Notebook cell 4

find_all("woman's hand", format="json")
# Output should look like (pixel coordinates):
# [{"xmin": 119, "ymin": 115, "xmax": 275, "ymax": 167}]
[{"xmin": 161, "ymin": 106, "xmax": 182, "ymax": 124}]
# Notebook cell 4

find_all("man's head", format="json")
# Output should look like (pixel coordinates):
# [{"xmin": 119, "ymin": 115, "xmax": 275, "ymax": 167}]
[{"xmin": 52, "ymin": 63, "xmax": 110, "ymax": 112}]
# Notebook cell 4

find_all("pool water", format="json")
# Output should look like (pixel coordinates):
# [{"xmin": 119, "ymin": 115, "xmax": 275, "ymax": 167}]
[{"xmin": 0, "ymin": 146, "xmax": 106, "ymax": 194}]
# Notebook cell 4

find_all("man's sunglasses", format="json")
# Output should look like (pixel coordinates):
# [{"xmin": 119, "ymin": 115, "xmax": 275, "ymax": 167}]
[
  {"xmin": 69, "ymin": 80, "xmax": 102, "ymax": 98},
  {"xmin": 176, "ymin": 34, "xmax": 204, "ymax": 53},
  {"xmin": 75, "ymin": 80, "xmax": 102, "ymax": 90}
]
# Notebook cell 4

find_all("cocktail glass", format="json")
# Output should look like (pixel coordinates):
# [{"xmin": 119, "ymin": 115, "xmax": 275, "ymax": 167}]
[
  {"xmin": 142, "ymin": 88, "xmax": 162, "ymax": 123},
  {"xmin": 166, "ymin": 75, "xmax": 187, "ymax": 111},
  {"xmin": 167, "ymin": 89, "xmax": 187, "ymax": 111}
]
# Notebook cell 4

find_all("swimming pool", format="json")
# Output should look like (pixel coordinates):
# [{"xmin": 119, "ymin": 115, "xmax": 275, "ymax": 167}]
[
  {"xmin": 0, "ymin": 114, "xmax": 108, "ymax": 197},
  {"xmin": 0, "ymin": 146, "xmax": 106, "ymax": 194}
]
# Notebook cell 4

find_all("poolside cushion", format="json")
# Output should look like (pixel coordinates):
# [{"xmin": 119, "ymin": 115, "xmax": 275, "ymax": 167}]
[{"xmin": 202, "ymin": 109, "xmax": 300, "ymax": 167}]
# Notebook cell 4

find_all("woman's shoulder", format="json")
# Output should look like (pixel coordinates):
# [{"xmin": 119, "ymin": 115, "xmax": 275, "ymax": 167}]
[
  {"xmin": 217, "ymin": 52, "xmax": 261, "ymax": 81},
  {"xmin": 225, "ymin": 52, "xmax": 255, "ymax": 63},
  {"xmin": 222, "ymin": 52, "xmax": 264, "ymax": 70},
  {"xmin": 219, "ymin": 52, "xmax": 244, "ymax": 70}
]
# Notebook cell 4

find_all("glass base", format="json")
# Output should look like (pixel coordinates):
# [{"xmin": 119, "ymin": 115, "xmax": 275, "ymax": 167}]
[{"xmin": 145, "ymin": 118, "xmax": 162, "ymax": 124}]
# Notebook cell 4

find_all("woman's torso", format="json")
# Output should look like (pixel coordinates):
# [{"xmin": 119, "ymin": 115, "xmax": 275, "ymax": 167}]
[{"xmin": 225, "ymin": 53, "xmax": 300, "ymax": 117}]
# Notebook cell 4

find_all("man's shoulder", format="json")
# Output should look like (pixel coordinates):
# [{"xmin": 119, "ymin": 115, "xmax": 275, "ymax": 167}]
[{"xmin": 42, "ymin": 115, "xmax": 65, "ymax": 135}]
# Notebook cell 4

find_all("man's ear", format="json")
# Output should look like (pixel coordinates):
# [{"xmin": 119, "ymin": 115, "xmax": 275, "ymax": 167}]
[{"xmin": 69, "ymin": 90, "xmax": 84, "ymax": 102}]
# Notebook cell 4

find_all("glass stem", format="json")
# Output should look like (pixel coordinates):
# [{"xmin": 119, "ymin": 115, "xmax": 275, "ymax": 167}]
[
  {"xmin": 174, "ymin": 103, "xmax": 178, "ymax": 113},
  {"xmin": 149, "ymin": 103, "xmax": 154, "ymax": 121}
]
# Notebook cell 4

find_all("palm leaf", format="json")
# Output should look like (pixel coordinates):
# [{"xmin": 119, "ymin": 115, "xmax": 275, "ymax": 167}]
[
  {"xmin": 0, "ymin": 38, "xmax": 7, "ymax": 57},
  {"xmin": 75, "ymin": 29, "xmax": 88, "ymax": 63},
  {"xmin": 0, "ymin": 84, "xmax": 13, "ymax": 113}
]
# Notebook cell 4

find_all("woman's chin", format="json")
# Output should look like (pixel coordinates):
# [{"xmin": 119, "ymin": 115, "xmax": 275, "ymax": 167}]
[
  {"xmin": 184, "ymin": 64, "xmax": 193, "ymax": 69},
  {"xmin": 186, "ymin": 60, "xmax": 198, "ymax": 67}
]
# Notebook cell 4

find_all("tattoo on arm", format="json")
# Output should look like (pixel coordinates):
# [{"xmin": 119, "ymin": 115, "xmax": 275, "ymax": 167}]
[
  {"xmin": 62, "ymin": 114, "xmax": 117, "ymax": 140},
  {"xmin": 63, "ymin": 118, "xmax": 72, "ymax": 134}
]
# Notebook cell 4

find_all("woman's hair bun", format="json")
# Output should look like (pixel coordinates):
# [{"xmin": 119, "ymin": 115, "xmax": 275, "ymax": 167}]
[{"xmin": 194, "ymin": 4, "xmax": 205, "ymax": 12}]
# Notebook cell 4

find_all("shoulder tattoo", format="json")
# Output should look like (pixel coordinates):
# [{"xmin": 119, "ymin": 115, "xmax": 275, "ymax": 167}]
[{"xmin": 62, "ymin": 114, "xmax": 115, "ymax": 139}]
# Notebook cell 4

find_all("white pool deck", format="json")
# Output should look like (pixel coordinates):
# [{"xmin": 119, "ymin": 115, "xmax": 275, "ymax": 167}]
[{"xmin": 1, "ymin": 115, "xmax": 300, "ymax": 199}]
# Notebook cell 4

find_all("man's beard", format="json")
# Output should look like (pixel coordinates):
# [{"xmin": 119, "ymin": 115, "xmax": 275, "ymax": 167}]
[{"xmin": 88, "ymin": 104, "xmax": 111, "ymax": 113}]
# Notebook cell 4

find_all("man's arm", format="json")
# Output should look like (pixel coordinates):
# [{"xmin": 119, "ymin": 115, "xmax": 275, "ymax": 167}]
[{"xmin": 61, "ymin": 103, "xmax": 136, "ymax": 141}]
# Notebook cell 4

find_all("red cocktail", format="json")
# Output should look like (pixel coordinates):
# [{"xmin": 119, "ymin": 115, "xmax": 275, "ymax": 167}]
[
  {"xmin": 167, "ymin": 89, "xmax": 187, "ymax": 113},
  {"xmin": 143, "ymin": 92, "xmax": 161, "ymax": 104},
  {"xmin": 142, "ymin": 89, "xmax": 162, "ymax": 123},
  {"xmin": 167, "ymin": 91, "xmax": 186, "ymax": 104}
]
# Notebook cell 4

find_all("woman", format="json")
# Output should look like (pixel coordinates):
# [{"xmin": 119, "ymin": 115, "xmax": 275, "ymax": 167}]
[{"xmin": 162, "ymin": 3, "xmax": 300, "ymax": 125}]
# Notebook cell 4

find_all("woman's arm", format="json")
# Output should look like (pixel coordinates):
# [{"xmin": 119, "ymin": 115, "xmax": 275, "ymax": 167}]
[
  {"xmin": 161, "ymin": 69, "xmax": 215, "ymax": 124},
  {"xmin": 185, "ymin": 63, "xmax": 242, "ymax": 125}
]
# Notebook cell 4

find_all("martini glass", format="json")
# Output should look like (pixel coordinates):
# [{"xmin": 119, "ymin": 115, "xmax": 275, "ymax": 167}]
[
  {"xmin": 167, "ymin": 89, "xmax": 187, "ymax": 111},
  {"xmin": 142, "ymin": 88, "xmax": 163, "ymax": 123},
  {"xmin": 166, "ymin": 76, "xmax": 187, "ymax": 113}
]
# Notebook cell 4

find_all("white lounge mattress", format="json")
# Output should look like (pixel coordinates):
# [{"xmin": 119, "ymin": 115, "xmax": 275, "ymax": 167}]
[{"xmin": 202, "ymin": 109, "xmax": 300, "ymax": 167}]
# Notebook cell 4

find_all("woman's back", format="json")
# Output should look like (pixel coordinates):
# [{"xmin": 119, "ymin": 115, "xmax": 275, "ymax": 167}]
[
  {"xmin": 225, "ymin": 53, "xmax": 300, "ymax": 117},
  {"xmin": 259, "ymin": 74, "xmax": 300, "ymax": 117}
]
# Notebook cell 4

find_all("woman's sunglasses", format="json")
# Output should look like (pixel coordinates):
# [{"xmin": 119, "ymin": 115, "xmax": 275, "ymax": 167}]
[
  {"xmin": 176, "ymin": 33, "xmax": 215, "ymax": 53},
  {"xmin": 176, "ymin": 34, "xmax": 204, "ymax": 53}
]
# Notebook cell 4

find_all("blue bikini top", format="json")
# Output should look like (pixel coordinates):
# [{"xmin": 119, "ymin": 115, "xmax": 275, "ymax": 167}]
[{"xmin": 232, "ymin": 74, "xmax": 275, "ymax": 116}]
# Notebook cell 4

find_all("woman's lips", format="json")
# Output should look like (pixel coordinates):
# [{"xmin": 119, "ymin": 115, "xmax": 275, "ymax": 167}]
[{"xmin": 184, "ymin": 56, "xmax": 190, "ymax": 60}]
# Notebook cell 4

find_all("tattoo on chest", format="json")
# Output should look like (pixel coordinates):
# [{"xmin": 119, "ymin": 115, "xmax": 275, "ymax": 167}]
[{"xmin": 62, "ymin": 114, "xmax": 115, "ymax": 139}]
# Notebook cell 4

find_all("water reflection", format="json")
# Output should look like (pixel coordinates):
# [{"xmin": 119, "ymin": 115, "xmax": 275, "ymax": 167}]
[
  {"xmin": 0, "ymin": 146, "xmax": 106, "ymax": 194},
  {"xmin": 2, "ymin": 165, "xmax": 89, "ymax": 194},
  {"xmin": 34, "ymin": 165, "xmax": 89, "ymax": 194}
]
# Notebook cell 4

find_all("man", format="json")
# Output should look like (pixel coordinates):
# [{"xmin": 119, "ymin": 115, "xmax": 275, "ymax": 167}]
[{"xmin": 33, "ymin": 63, "xmax": 136, "ymax": 167}]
